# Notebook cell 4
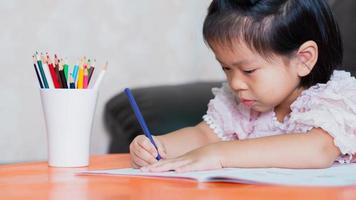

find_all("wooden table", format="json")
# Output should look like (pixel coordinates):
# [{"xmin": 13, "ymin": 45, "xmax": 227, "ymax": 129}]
[{"xmin": 0, "ymin": 154, "xmax": 355, "ymax": 200}]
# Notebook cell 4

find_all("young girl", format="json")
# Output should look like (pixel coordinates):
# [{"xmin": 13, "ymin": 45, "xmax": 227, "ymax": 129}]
[{"xmin": 130, "ymin": 0, "xmax": 356, "ymax": 172}]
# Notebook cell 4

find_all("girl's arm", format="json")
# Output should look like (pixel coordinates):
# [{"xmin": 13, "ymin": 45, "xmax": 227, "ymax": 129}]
[
  {"xmin": 157, "ymin": 121, "xmax": 221, "ymax": 158},
  {"xmin": 218, "ymin": 128, "xmax": 340, "ymax": 168},
  {"xmin": 142, "ymin": 128, "xmax": 341, "ymax": 172},
  {"xmin": 129, "ymin": 121, "xmax": 220, "ymax": 168}
]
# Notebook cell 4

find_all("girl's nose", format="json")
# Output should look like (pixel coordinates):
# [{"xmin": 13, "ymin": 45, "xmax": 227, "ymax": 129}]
[{"xmin": 230, "ymin": 73, "xmax": 248, "ymax": 91}]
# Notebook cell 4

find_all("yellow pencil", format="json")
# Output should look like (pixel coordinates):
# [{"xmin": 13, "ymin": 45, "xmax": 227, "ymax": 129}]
[{"xmin": 77, "ymin": 66, "xmax": 84, "ymax": 89}]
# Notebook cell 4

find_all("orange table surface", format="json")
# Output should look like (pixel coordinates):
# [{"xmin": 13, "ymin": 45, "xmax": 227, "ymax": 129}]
[{"xmin": 0, "ymin": 154, "xmax": 355, "ymax": 200}]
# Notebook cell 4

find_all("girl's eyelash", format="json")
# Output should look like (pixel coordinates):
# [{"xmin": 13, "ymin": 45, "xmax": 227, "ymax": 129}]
[
  {"xmin": 243, "ymin": 69, "xmax": 256, "ymax": 74},
  {"xmin": 221, "ymin": 65, "xmax": 256, "ymax": 73},
  {"xmin": 222, "ymin": 66, "xmax": 230, "ymax": 71}
]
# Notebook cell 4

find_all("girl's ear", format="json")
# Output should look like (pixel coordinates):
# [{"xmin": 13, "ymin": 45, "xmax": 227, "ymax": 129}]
[{"xmin": 295, "ymin": 41, "xmax": 318, "ymax": 77}]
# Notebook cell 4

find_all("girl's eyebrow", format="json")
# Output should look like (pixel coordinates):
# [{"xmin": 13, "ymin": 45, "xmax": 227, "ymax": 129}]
[{"xmin": 215, "ymin": 57, "xmax": 251, "ymax": 67}]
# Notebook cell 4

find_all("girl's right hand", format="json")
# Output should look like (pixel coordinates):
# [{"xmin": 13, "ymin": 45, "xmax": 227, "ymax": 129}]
[{"xmin": 129, "ymin": 135, "xmax": 167, "ymax": 168}]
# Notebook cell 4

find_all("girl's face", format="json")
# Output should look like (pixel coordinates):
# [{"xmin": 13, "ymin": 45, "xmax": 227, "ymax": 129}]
[{"xmin": 212, "ymin": 41, "xmax": 302, "ymax": 113}]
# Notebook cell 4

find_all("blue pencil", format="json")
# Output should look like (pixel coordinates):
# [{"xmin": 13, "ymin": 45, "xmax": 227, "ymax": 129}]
[
  {"xmin": 72, "ymin": 64, "xmax": 79, "ymax": 83},
  {"xmin": 124, "ymin": 88, "xmax": 161, "ymax": 160}
]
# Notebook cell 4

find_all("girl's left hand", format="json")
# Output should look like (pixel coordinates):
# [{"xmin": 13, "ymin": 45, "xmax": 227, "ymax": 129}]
[{"xmin": 141, "ymin": 144, "xmax": 223, "ymax": 173}]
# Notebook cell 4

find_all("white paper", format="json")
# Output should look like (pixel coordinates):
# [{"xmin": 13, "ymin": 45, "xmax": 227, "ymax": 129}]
[{"xmin": 81, "ymin": 163, "xmax": 356, "ymax": 186}]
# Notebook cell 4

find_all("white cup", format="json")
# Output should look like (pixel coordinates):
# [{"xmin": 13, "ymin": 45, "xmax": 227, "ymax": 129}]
[{"xmin": 40, "ymin": 88, "xmax": 99, "ymax": 167}]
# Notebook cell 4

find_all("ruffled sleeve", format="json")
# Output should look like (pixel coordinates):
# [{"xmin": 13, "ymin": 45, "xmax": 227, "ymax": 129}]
[
  {"xmin": 290, "ymin": 71, "xmax": 356, "ymax": 163},
  {"xmin": 203, "ymin": 83, "xmax": 252, "ymax": 141}
]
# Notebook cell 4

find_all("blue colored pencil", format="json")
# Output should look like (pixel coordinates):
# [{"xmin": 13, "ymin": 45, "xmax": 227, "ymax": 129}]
[
  {"xmin": 124, "ymin": 88, "xmax": 161, "ymax": 160},
  {"xmin": 72, "ymin": 63, "xmax": 79, "ymax": 83}
]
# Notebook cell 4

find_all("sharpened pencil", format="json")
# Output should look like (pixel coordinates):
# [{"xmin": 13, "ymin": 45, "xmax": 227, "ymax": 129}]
[{"xmin": 33, "ymin": 55, "xmax": 43, "ymax": 88}]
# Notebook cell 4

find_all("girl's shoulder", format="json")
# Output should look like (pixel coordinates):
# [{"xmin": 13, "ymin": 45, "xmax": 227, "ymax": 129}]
[
  {"xmin": 292, "ymin": 70, "xmax": 356, "ymax": 109},
  {"xmin": 316, "ymin": 70, "xmax": 355, "ymax": 94},
  {"xmin": 321, "ymin": 70, "xmax": 356, "ymax": 94},
  {"xmin": 290, "ymin": 70, "xmax": 356, "ymax": 161}
]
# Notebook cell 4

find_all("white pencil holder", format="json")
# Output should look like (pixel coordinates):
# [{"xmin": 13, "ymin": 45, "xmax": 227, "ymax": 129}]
[{"xmin": 40, "ymin": 88, "xmax": 99, "ymax": 167}]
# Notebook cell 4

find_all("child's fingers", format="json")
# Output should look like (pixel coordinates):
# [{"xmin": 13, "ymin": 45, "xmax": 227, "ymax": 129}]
[
  {"xmin": 129, "ymin": 138, "xmax": 156, "ymax": 165},
  {"xmin": 129, "ymin": 147, "xmax": 144, "ymax": 168},
  {"xmin": 147, "ymin": 161, "xmax": 179, "ymax": 172},
  {"xmin": 131, "ymin": 150, "xmax": 151, "ymax": 167},
  {"xmin": 133, "ymin": 140, "xmax": 158, "ymax": 164},
  {"xmin": 131, "ymin": 162, "xmax": 138, "ymax": 169},
  {"xmin": 153, "ymin": 137, "xmax": 167, "ymax": 159},
  {"xmin": 138, "ymin": 137, "xmax": 160, "ymax": 159},
  {"xmin": 142, "ymin": 159, "xmax": 189, "ymax": 172},
  {"xmin": 130, "ymin": 155, "xmax": 141, "ymax": 169}
]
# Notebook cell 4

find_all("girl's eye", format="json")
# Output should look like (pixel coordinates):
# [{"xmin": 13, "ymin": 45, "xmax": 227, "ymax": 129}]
[
  {"xmin": 222, "ymin": 67, "xmax": 231, "ymax": 71},
  {"xmin": 243, "ymin": 69, "xmax": 256, "ymax": 74}
]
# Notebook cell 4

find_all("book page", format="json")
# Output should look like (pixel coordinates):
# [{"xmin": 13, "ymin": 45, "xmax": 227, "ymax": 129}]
[
  {"xmin": 80, "ymin": 163, "xmax": 356, "ymax": 186},
  {"xmin": 81, "ymin": 168, "xmax": 217, "ymax": 182},
  {"xmin": 204, "ymin": 164, "xmax": 356, "ymax": 186}
]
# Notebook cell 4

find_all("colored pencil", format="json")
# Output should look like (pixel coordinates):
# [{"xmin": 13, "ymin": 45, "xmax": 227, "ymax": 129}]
[
  {"xmin": 69, "ymin": 73, "xmax": 75, "ymax": 89},
  {"xmin": 32, "ymin": 52, "xmax": 105, "ymax": 90},
  {"xmin": 46, "ymin": 53, "xmax": 60, "ymax": 88},
  {"xmin": 83, "ymin": 56, "xmax": 88, "ymax": 69},
  {"xmin": 124, "ymin": 88, "xmax": 161, "ymax": 160},
  {"xmin": 88, "ymin": 59, "xmax": 95, "ymax": 85},
  {"xmin": 41, "ymin": 54, "xmax": 54, "ymax": 89},
  {"xmin": 36, "ymin": 52, "xmax": 49, "ymax": 88},
  {"xmin": 61, "ymin": 58, "xmax": 69, "ymax": 86},
  {"xmin": 33, "ymin": 55, "xmax": 43, "ymax": 88},
  {"xmin": 63, "ymin": 60, "xmax": 69, "ymax": 81},
  {"xmin": 54, "ymin": 54, "xmax": 63, "ymax": 88},
  {"xmin": 77, "ymin": 66, "xmax": 84, "ymax": 89},
  {"xmin": 83, "ymin": 68, "xmax": 89, "ymax": 89},
  {"xmin": 59, "ymin": 61, "xmax": 68, "ymax": 88},
  {"xmin": 72, "ymin": 63, "xmax": 79, "ymax": 84},
  {"xmin": 92, "ymin": 62, "xmax": 108, "ymax": 90}
]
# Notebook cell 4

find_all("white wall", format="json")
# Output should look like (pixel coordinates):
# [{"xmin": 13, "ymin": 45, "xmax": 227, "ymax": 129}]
[{"xmin": 0, "ymin": 0, "xmax": 224, "ymax": 164}]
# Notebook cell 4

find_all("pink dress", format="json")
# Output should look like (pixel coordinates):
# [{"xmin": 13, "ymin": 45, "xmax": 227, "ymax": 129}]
[{"xmin": 203, "ymin": 70, "xmax": 356, "ymax": 164}]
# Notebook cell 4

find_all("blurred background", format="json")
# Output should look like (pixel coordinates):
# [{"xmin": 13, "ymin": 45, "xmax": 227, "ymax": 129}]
[{"xmin": 0, "ymin": 0, "xmax": 224, "ymax": 163}]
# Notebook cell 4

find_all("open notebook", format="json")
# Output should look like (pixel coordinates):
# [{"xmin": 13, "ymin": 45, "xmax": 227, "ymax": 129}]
[{"xmin": 80, "ymin": 163, "xmax": 356, "ymax": 186}]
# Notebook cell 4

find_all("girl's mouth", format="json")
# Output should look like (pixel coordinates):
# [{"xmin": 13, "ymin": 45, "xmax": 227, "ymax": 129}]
[{"xmin": 241, "ymin": 99, "xmax": 255, "ymax": 107}]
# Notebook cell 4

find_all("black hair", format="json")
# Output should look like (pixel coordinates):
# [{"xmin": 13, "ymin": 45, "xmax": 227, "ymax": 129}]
[{"xmin": 203, "ymin": 0, "xmax": 343, "ymax": 88}]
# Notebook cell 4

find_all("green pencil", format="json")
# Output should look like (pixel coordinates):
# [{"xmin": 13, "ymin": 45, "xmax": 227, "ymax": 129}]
[
  {"xmin": 63, "ymin": 60, "xmax": 69, "ymax": 81},
  {"xmin": 36, "ymin": 52, "xmax": 49, "ymax": 88}
]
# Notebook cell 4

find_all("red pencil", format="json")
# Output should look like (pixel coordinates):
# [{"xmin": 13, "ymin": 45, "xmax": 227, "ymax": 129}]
[{"xmin": 46, "ymin": 53, "xmax": 60, "ymax": 88}]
